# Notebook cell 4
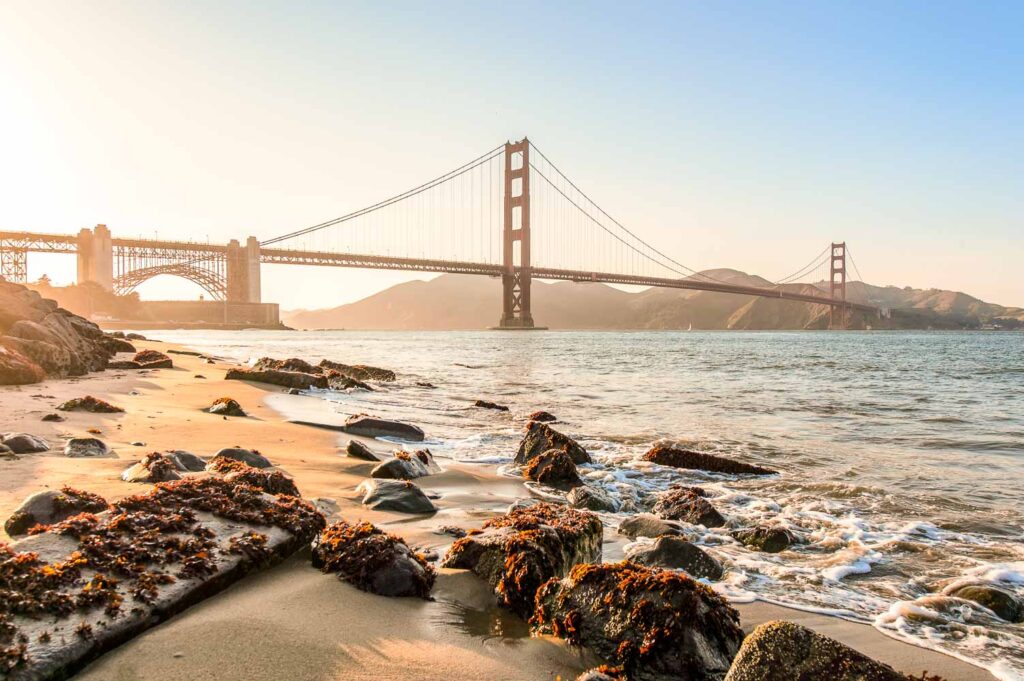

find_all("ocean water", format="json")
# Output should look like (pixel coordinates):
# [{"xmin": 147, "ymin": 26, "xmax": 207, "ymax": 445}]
[{"xmin": 152, "ymin": 329, "xmax": 1024, "ymax": 679}]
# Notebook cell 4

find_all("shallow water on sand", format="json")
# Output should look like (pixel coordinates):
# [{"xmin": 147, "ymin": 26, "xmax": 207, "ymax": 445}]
[{"xmin": 153, "ymin": 329, "xmax": 1024, "ymax": 679}]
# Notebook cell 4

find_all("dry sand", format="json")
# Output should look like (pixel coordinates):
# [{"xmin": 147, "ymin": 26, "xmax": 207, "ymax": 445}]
[{"xmin": 0, "ymin": 340, "xmax": 995, "ymax": 680}]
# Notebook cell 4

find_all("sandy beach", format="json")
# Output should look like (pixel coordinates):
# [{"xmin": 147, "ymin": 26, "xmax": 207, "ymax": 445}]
[{"xmin": 0, "ymin": 340, "xmax": 996, "ymax": 681}]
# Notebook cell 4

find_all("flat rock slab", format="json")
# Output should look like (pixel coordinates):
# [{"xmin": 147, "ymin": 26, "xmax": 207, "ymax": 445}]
[{"xmin": 343, "ymin": 416, "xmax": 425, "ymax": 442}]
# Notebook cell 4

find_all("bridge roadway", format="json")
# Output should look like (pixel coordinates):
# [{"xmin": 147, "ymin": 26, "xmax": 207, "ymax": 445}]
[{"xmin": 0, "ymin": 231, "xmax": 874, "ymax": 313}]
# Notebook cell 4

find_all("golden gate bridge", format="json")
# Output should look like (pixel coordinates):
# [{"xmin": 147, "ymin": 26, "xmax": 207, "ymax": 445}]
[{"xmin": 0, "ymin": 137, "xmax": 877, "ymax": 329}]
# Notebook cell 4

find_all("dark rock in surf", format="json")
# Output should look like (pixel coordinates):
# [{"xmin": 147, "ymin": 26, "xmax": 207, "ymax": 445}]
[
  {"xmin": 528, "ymin": 410, "xmax": 557, "ymax": 422},
  {"xmin": 343, "ymin": 415, "xmax": 425, "ymax": 442},
  {"xmin": 253, "ymin": 356, "xmax": 323, "ymax": 374},
  {"xmin": 652, "ymin": 487, "xmax": 726, "ymax": 528},
  {"xmin": 533, "ymin": 561, "xmax": 743, "ymax": 681},
  {"xmin": 325, "ymin": 370, "xmax": 373, "ymax": 391},
  {"xmin": 441, "ymin": 502, "xmax": 602, "ymax": 619},
  {"xmin": 524, "ymin": 448, "xmax": 583, "ymax": 490},
  {"xmin": 312, "ymin": 520, "xmax": 435, "ymax": 598},
  {"xmin": 225, "ymin": 367, "xmax": 328, "ymax": 390},
  {"xmin": 357, "ymin": 479, "xmax": 437, "ymax": 514},
  {"xmin": 947, "ymin": 583, "xmax": 1024, "ymax": 622},
  {"xmin": 643, "ymin": 445, "xmax": 776, "ymax": 476},
  {"xmin": 731, "ymin": 526, "xmax": 799, "ymax": 553},
  {"xmin": 319, "ymin": 359, "xmax": 396, "ymax": 382},
  {"xmin": 567, "ymin": 485, "xmax": 619, "ymax": 512},
  {"xmin": 474, "ymin": 399, "xmax": 509, "ymax": 412},
  {"xmin": 617, "ymin": 514, "xmax": 687, "ymax": 540},
  {"xmin": 627, "ymin": 536, "xmax": 724, "ymax": 580},
  {"xmin": 724, "ymin": 620, "xmax": 906, "ymax": 681},
  {"xmin": 515, "ymin": 421, "xmax": 591, "ymax": 466}
]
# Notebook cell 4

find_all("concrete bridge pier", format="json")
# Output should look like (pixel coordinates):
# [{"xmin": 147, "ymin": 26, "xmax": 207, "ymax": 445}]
[
  {"xmin": 226, "ymin": 236, "xmax": 261, "ymax": 303},
  {"xmin": 76, "ymin": 224, "xmax": 113, "ymax": 291}
]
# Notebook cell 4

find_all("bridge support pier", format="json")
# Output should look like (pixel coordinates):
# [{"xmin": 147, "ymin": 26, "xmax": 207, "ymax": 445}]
[
  {"xmin": 226, "ymin": 236, "xmax": 262, "ymax": 303},
  {"xmin": 76, "ymin": 224, "xmax": 113, "ymax": 291},
  {"xmin": 497, "ymin": 138, "xmax": 540, "ymax": 329}
]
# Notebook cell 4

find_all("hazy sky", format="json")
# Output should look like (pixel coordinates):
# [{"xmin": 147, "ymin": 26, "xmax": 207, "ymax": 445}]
[{"xmin": 1, "ymin": 1, "xmax": 1021, "ymax": 309}]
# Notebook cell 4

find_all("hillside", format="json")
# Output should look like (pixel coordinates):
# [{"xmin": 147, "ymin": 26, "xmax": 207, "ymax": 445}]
[{"xmin": 282, "ymin": 271, "xmax": 1024, "ymax": 331}]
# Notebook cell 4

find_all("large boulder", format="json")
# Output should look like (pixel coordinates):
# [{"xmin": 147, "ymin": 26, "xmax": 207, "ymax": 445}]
[
  {"xmin": 515, "ymin": 421, "xmax": 591, "ymax": 465},
  {"xmin": 254, "ymin": 356, "xmax": 323, "ymax": 374},
  {"xmin": 441, "ymin": 502, "xmax": 602, "ymax": 618},
  {"xmin": 731, "ymin": 526, "xmax": 799, "ymax": 553},
  {"xmin": 643, "ymin": 445, "xmax": 776, "ymax": 476},
  {"xmin": 56, "ymin": 395, "xmax": 123, "ymax": 413},
  {"xmin": 312, "ymin": 521, "xmax": 435, "ymax": 598},
  {"xmin": 0, "ymin": 432, "xmax": 50, "ymax": 454},
  {"xmin": 226, "ymin": 367, "xmax": 328, "ymax": 390},
  {"xmin": 524, "ymin": 448, "xmax": 583, "ymax": 490},
  {"xmin": 319, "ymin": 359, "xmax": 395, "ymax": 382},
  {"xmin": 370, "ymin": 450, "xmax": 439, "ymax": 480},
  {"xmin": 133, "ymin": 349, "xmax": 173, "ymax": 369},
  {"xmin": 166, "ymin": 450, "xmax": 206, "ymax": 472},
  {"xmin": 618, "ymin": 514, "xmax": 687, "ymax": 539},
  {"xmin": 4, "ymin": 487, "xmax": 108, "ymax": 536},
  {"xmin": 0, "ymin": 343, "xmax": 46, "ymax": 384},
  {"xmin": 120, "ymin": 452, "xmax": 183, "ymax": 483},
  {"xmin": 946, "ymin": 583, "xmax": 1024, "ymax": 622},
  {"xmin": 724, "ymin": 620, "xmax": 905, "ymax": 681},
  {"xmin": 626, "ymin": 536, "xmax": 724, "ymax": 580},
  {"xmin": 567, "ymin": 485, "xmax": 620, "ymax": 512},
  {"xmin": 534, "ymin": 562, "xmax": 743, "ymax": 681},
  {"xmin": 64, "ymin": 437, "xmax": 112, "ymax": 458},
  {"xmin": 205, "ymin": 397, "xmax": 246, "ymax": 417},
  {"xmin": 207, "ymin": 447, "xmax": 272, "ymax": 469},
  {"xmin": 652, "ymin": 487, "xmax": 726, "ymax": 528},
  {"xmin": 357, "ymin": 479, "xmax": 437, "ymax": 514},
  {"xmin": 223, "ymin": 468, "xmax": 301, "ymax": 497},
  {"xmin": 101, "ymin": 335, "xmax": 136, "ymax": 354},
  {"xmin": 343, "ymin": 415, "xmax": 425, "ymax": 442}
]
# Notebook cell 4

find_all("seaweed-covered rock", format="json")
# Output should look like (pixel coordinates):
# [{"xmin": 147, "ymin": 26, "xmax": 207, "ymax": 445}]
[
  {"xmin": 253, "ymin": 357, "xmax": 322, "ymax": 374},
  {"xmin": 474, "ymin": 399, "xmax": 509, "ymax": 412},
  {"xmin": 731, "ymin": 526, "xmax": 798, "ymax": 553},
  {"xmin": 41, "ymin": 413, "xmax": 65, "ymax": 422},
  {"xmin": 0, "ymin": 432, "xmax": 50, "ymax": 454},
  {"xmin": 319, "ymin": 359, "xmax": 395, "ymax": 382},
  {"xmin": 371, "ymin": 451, "xmax": 431, "ymax": 480},
  {"xmin": 324, "ymin": 370, "xmax": 373, "ymax": 391},
  {"xmin": 311, "ymin": 521, "xmax": 435, "ymax": 598},
  {"xmin": 441, "ymin": 502, "xmax": 602, "ymax": 619},
  {"xmin": 528, "ymin": 410, "xmax": 557, "ymax": 423},
  {"xmin": 209, "ymin": 447, "xmax": 272, "ymax": 469},
  {"xmin": 345, "ymin": 439, "xmax": 381, "ymax": 462},
  {"xmin": 343, "ymin": 415, "xmax": 425, "ymax": 442},
  {"xmin": 133, "ymin": 349, "xmax": 173, "ymax": 369},
  {"xmin": 515, "ymin": 421, "xmax": 591, "ymax": 466},
  {"xmin": 533, "ymin": 562, "xmax": 743, "ymax": 681},
  {"xmin": 225, "ymin": 367, "xmax": 328, "ymax": 390},
  {"xmin": 946, "ymin": 583, "xmax": 1024, "ymax": 622},
  {"xmin": 643, "ymin": 445, "xmax": 776, "ymax": 476},
  {"xmin": 64, "ymin": 437, "xmax": 111, "ymax": 458},
  {"xmin": 567, "ymin": 485, "xmax": 620, "ymax": 513},
  {"xmin": 120, "ymin": 452, "xmax": 183, "ymax": 483},
  {"xmin": 724, "ymin": 620, "xmax": 905, "ymax": 681},
  {"xmin": 626, "ymin": 536, "xmax": 724, "ymax": 580},
  {"xmin": 57, "ymin": 395, "xmax": 123, "ymax": 413},
  {"xmin": 618, "ymin": 514, "xmax": 687, "ymax": 540},
  {"xmin": 224, "ymin": 468, "xmax": 300, "ymax": 497},
  {"xmin": 3, "ymin": 487, "xmax": 108, "ymax": 536},
  {"xmin": 524, "ymin": 448, "xmax": 583, "ymax": 490},
  {"xmin": 205, "ymin": 397, "xmax": 246, "ymax": 417},
  {"xmin": 652, "ymin": 487, "xmax": 726, "ymax": 528},
  {"xmin": 357, "ymin": 479, "xmax": 437, "ymax": 514}
]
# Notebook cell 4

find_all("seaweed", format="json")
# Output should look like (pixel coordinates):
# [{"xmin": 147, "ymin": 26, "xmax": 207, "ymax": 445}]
[
  {"xmin": 56, "ymin": 395, "xmax": 124, "ymax": 413},
  {"xmin": 312, "ymin": 521, "xmax": 435, "ymax": 599}
]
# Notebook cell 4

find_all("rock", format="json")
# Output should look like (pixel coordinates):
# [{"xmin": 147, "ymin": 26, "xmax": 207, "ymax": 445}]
[
  {"xmin": 209, "ymin": 447, "xmax": 272, "ymax": 469},
  {"xmin": 311, "ymin": 520, "xmax": 435, "ymax": 598},
  {"xmin": 131, "ymin": 441, "xmax": 146, "ymax": 447},
  {"xmin": 0, "ymin": 344, "xmax": 46, "ymax": 384},
  {"xmin": 416, "ymin": 381, "xmax": 436, "ymax": 388},
  {"xmin": 0, "ymin": 477, "xmax": 325, "ymax": 680},
  {"xmin": 474, "ymin": 399, "xmax": 509, "ymax": 412},
  {"xmin": 524, "ymin": 448, "xmax": 583, "ymax": 490},
  {"xmin": 121, "ymin": 452, "xmax": 183, "ymax": 483},
  {"xmin": 106, "ymin": 360, "xmax": 143, "ymax": 369},
  {"xmin": 357, "ymin": 479, "xmax": 437, "ymax": 514},
  {"xmin": 319, "ymin": 359, "xmax": 396, "ymax": 382},
  {"xmin": 1, "ymin": 432, "xmax": 50, "ymax": 453},
  {"xmin": 435, "ymin": 525, "xmax": 467, "ymax": 538},
  {"xmin": 205, "ymin": 397, "xmax": 246, "ymax": 417},
  {"xmin": 56, "ymin": 395, "xmax": 124, "ymax": 413},
  {"xmin": 133, "ymin": 349, "xmax": 173, "ymax": 369},
  {"xmin": 441, "ymin": 502, "xmax": 603, "ymax": 618},
  {"xmin": 652, "ymin": 487, "xmax": 726, "ymax": 528},
  {"xmin": 224, "ymin": 468, "xmax": 301, "ymax": 497},
  {"xmin": 515, "ymin": 421, "xmax": 591, "ymax": 465},
  {"xmin": 253, "ymin": 356, "xmax": 323, "ymax": 374},
  {"xmin": 3, "ymin": 487, "xmax": 108, "ymax": 535},
  {"xmin": 534, "ymin": 562, "xmax": 743, "ymax": 681},
  {"xmin": 528, "ymin": 410, "xmax": 557, "ymax": 422},
  {"xmin": 643, "ymin": 445, "xmax": 776, "ymax": 476},
  {"xmin": 0, "ymin": 443, "xmax": 14, "ymax": 458},
  {"xmin": 126, "ymin": 332, "xmax": 147, "ymax": 340},
  {"xmin": 226, "ymin": 367, "xmax": 328, "ymax": 390},
  {"xmin": 627, "ymin": 536, "xmax": 725, "ymax": 580},
  {"xmin": 370, "ymin": 452, "xmax": 433, "ymax": 480},
  {"xmin": 576, "ymin": 668, "xmax": 627, "ymax": 681},
  {"xmin": 412, "ymin": 448, "xmax": 441, "ymax": 473},
  {"xmin": 64, "ymin": 437, "xmax": 112, "ymax": 458},
  {"xmin": 343, "ymin": 415, "xmax": 425, "ymax": 442},
  {"xmin": 345, "ymin": 439, "xmax": 381, "ymax": 461},
  {"xmin": 618, "ymin": 514, "xmax": 687, "ymax": 540},
  {"xmin": 166, "ymin": 450, "xmax": 206, "ymax": 472},
  {"xmin": 724, "ymin": 620, "xmax": 905, "ymax": 681},
  {"xmin": 41, "ymin": 413, "xmax": 65, "ymax": 422},
  {"xmin": 567, "ymin": 485, "xmax": 620, "ymax": 512},
  {"xmin": 325, "ymin": 371, "xmax": 373, "ymax": 391},
  {"xmin": 287, "ymin": 387, "xmax": 302, "ymax": 395},
  {"xmin": 731, "ymin": 526, "xmax": 798, "ymax": 553},
  {"xmin": 947, "ymin": 583, "xmax": 1024, "ymax": 622},
  {"xmin": 102, "ymin": 336, "xmax": 136, "ymax": 353}
]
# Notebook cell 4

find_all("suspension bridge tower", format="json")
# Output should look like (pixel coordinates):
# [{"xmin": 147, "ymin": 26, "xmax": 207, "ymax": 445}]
[
  {"xmin": 829, "ymin": 241, "xmax": 848, "ymax": 329},
  {"xmin": 497, "ymin": 138, "xmax": 541, "ymax": 329}
]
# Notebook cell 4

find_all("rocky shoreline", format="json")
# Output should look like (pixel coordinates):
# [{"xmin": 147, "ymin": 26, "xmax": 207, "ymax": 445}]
[{"xmin": 0, "ymin": 280, "xmax": 1006, "ymax": 680}]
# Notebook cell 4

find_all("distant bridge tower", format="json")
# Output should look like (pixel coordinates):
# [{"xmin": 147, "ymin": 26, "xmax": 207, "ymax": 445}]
[
  {"xmin": 77, "ymin": 224, "xmax": 114, "ymax": 291},
  {"xmin": 498, "ymin": 138, "xmax": 536, "ymax": 329},
  {"xmin": 829, "ymin": 241, "xmax": 847, "ymax": 329}
]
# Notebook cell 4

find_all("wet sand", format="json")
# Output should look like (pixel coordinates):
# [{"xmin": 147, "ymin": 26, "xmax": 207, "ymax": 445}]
[{"xmin": 0, "ymin": 340, "xmax": 995, "ymax": 680}]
